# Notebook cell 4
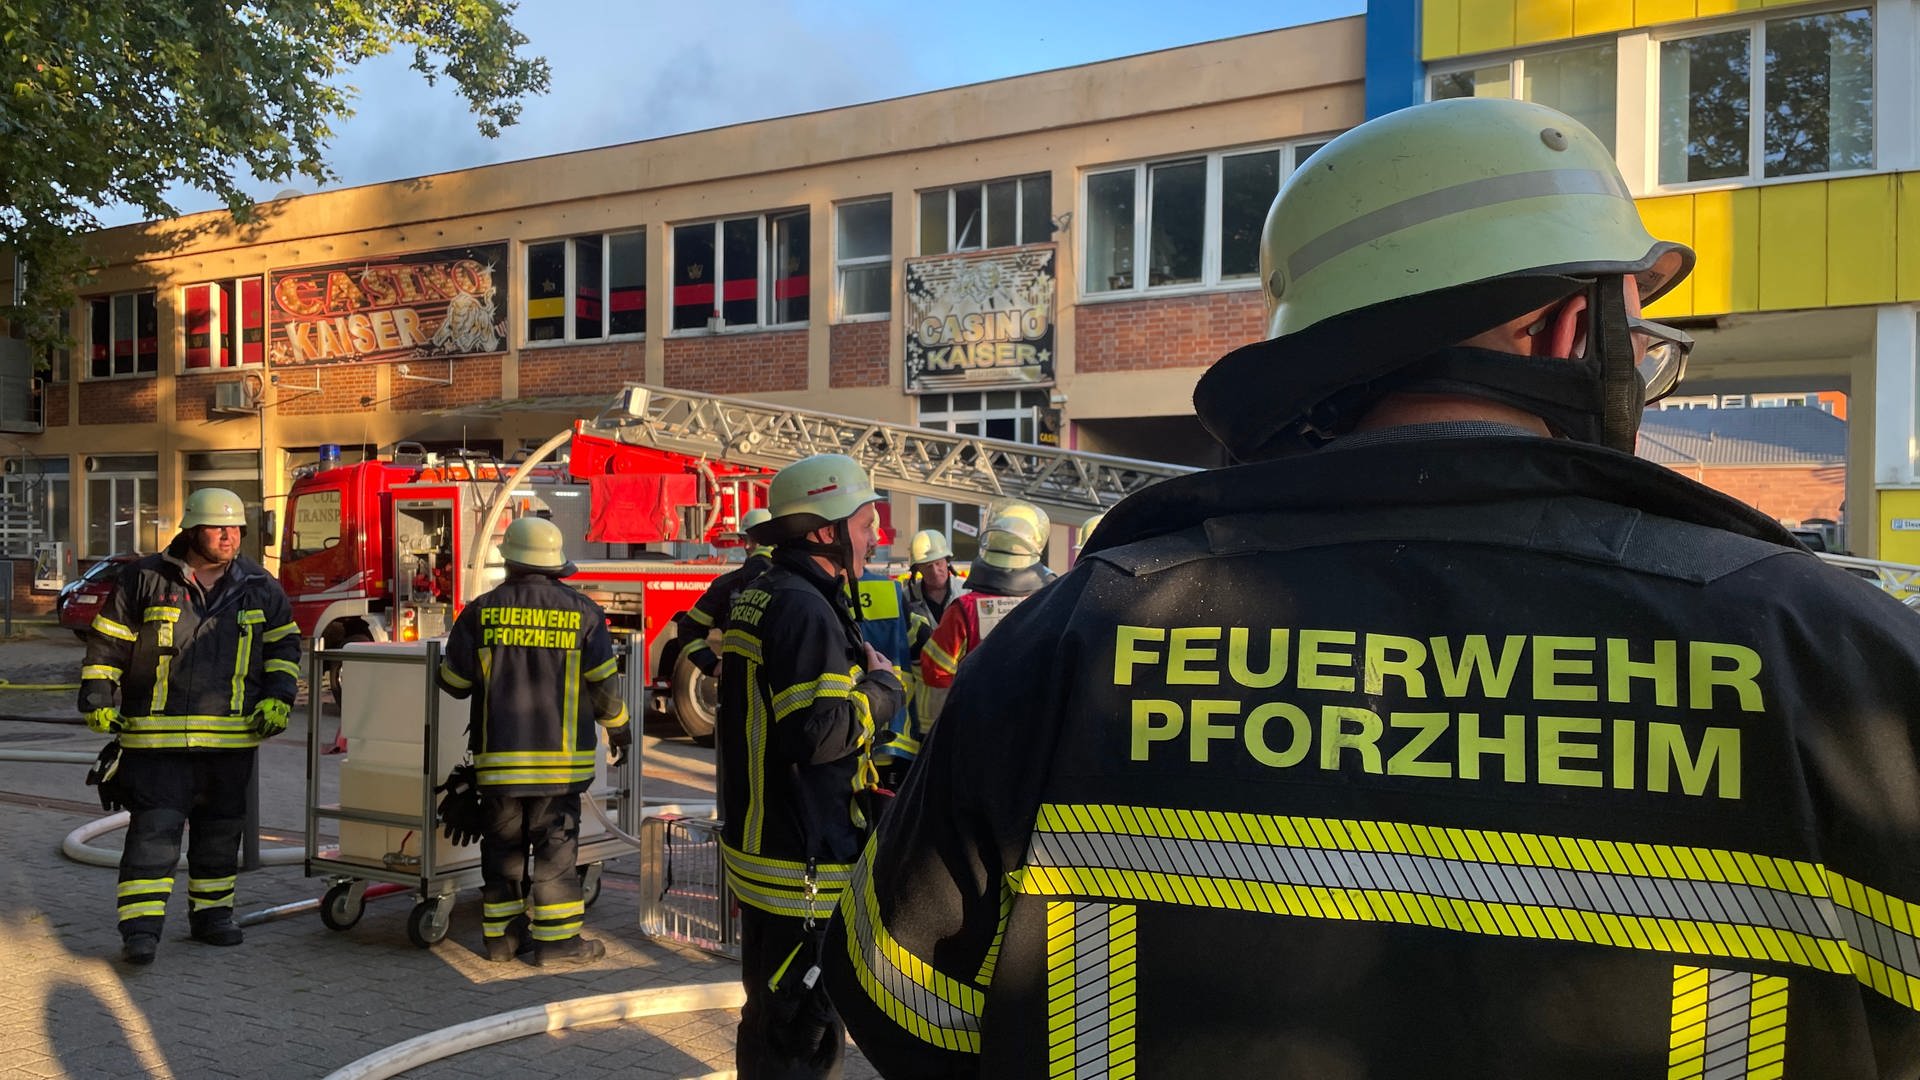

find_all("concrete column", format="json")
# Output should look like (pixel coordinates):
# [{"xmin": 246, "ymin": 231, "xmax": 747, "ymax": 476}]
[{"xmin": 1870, "ymin": 303, "xmax": 1920, "ymax": 557}]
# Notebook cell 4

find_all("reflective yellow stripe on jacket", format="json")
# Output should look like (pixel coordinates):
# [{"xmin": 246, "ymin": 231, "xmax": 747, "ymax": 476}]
[
  {"xmin": 118, "ymin": 714, "xmax": 260, "ymax": 750},
  {"xmin": 838, "ymin": 845, "xmax": 985, "ymax": 1052},
  {"xmin": 722, "ymin": 843, "xmax": 855, "ymax": 919}
]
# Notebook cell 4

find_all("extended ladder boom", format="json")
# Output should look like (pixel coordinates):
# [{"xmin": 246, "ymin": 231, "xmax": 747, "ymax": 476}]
[{"xmin": 578, "ymin": 384, "xmax": 1199, "ymax": 520}]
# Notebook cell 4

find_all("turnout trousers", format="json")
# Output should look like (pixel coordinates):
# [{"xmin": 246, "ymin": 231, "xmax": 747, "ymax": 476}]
[
  {"xmin": 478, "ymin": 793, "xmax": 584, "ymax": 946},
  {"xmin": 737, "ymin": 905, "xmax": 844, "ymax": 1080},
  {"xmin": 115, "ymin": 749, "xmax": 251, "ymax": 940}
]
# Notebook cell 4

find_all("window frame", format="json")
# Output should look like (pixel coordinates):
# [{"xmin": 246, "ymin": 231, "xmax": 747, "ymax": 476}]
[
  {"xmin": 180, "ymin": 277, "xmax": 267, "ymax": 371},
  {"xmin": 1649, "ymin": 5, "xmax": 1877, "ymax": 191},
  {"xmin": 667, "ymin": 210, "xmax": 810, "ymax": 336},
  {"xmin": 834, "ymin": 196, "xmax": 893, "ymax": 324},
  {"xmin": 0, "ymin": 455, "xmax": 69, "ymax": 555},
  {"xmin": 1425, "ymin": 38, "xmax": 1622, "ymax": 157},
  {"xmin": 914, "ymin": 389, "xmax": 1053, "ymax": 564},
  {"xmin": 85, "ymin": 454, "xmax": 159, "ymax": 556},
  {"xmin": 522, "ymin": 228, "xmax": 648, "ymax": 347},
  {"xmin": 915, "ymin": 174, "xmax": 1054, "ymax": 256},
  {"xmin": 1079, "ymin": 140, "xmax": 1330, "ymax": 301},
  {"xmin": 84, "ymin": 290, "xmax": 159, "ymax": 380}
]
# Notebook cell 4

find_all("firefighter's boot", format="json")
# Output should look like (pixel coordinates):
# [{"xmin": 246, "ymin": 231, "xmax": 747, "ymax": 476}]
[
  {"xmin": 532, "ymin": 935, "xmax": 606, "ymax": 967},
  {"xmin": 122, "ymin": 932, "xmax": 159, "ymax": 965},
  {"xmin": 485, "ymin": 915, "xmax": 533, "ymax": 963},
  {"xmin": 190, "ymin": 908, "xmax": 244, "ymax": 946}
]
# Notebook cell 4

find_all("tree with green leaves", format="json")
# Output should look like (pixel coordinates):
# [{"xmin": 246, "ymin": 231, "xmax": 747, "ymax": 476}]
[{"xmin": 0, "ymin": 0, "xmax": 551, "ymax": 348}]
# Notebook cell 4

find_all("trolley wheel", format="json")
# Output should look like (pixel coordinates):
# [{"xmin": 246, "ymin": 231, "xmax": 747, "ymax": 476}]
[
  {"xmin": 320, "ymin": 882, "xmax": 365, "ymax": 931},
  {"xmin": 579, "ymin": 863, "xmax": 603, "ymax": 909},
  {"xmin": 407, "ymin": 895, "xmax": 453, "ymax": 948}
]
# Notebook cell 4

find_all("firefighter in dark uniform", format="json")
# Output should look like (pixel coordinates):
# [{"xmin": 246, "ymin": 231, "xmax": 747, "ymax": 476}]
[
  {"xmin": 672, "ymin": 506, "xmax": 775, "ymax": 678},
  {"xmin": 826, "ymin": 99, "xmax": 1920, "ymax": 1078},
  {"xmin": 437, "ymin": 515, "xmax": 630, "ymax": 965},
  {"xmin": 719, "ymin": 453, "xmax": 904, "ymax": 1079},
  {"xmin": 79, "ymin": 487, "xmax": 301, "ymax": 966}
]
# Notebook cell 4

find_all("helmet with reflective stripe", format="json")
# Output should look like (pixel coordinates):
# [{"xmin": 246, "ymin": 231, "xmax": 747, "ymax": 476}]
[
  {"xmin": 1195, "ymin": 97, "xmax": 1694, "ymax": 461},
  {"xmin": 908, "ymin": 529, "xmax": 952, "ymax": 566},
  {"xmin": 750, "ymin": 454, "xmax": 882, "ymax": 544},
  {"xmin": 181, "ymin": 487, "xmax": 247, "ymax": 529},
  {"xmin": 499, "ymin": 516, "xmax": 574, "ymax": 575},
  {"xmin": 978, "ymin": 510, "xmax": 1046, "ymax": 571}
]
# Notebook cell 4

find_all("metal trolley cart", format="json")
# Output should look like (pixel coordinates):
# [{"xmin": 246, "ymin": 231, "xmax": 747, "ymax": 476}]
[
  {"xmin": 304, "ymin": 637, "xmax": 644, "ymax": 948},
  {"xmin": 638, "ymin": 812, "xmax": 739, "ymax": 959}
]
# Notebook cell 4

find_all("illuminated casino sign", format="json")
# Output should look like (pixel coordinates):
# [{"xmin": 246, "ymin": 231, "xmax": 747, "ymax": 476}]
[
  {"xmin": 267, "ymin": 243, "xmax": 508, "ymax": 366},
  {"xmin": 905, "ymin": 245, "xmax": 1056, "ymax": 393}
]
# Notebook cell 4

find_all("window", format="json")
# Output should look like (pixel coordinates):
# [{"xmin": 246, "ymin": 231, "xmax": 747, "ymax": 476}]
[
  {"xmin": 836, "ymin": 198, "xmax": 891, "ymax": 319},
  {"xmin": 1658, "ymin": 8, "xmax": 1872, "ymax": 185},
  {"xmin": 1085, "ymin": 142, "xmax": 1324, "ymax": 295},
  {"xmin": 286, "ymin": 488, "xmax": 342, "ymax": 561},
  {"xmin": 182, "ymin": 279, "xmax": 265, "ymax": 369},
  {"xmin": 915, "ymin": 390, "xmax": 1050, "ymax": 563},
  {"xmin": 1, "ymin": 456, "xmax": 69, "ymax": 555},
  {"xmin": 87, "ymin": 291, "xmax": 158, "ymax": 378},
  {"xmin": 670, "ymin": 212, "xmax": 808, "ymax": 332},
  {"xmin": 86, "ymin": 454, "xmax": 158, "ymax": 555},
  {"xmin": 918, "ymin": 175, "xmax": 1052, "ymax": 255},
  {"xmin": 1430, "ymin": 41, "xmax": 1618, "ymax": 155},
  {"xmin": 526, "ymin": 230, "xmax": 646, "ymax": 342},
  {"xmin": 186, "ymin": 451, "xmax": 264, "ymax": 561}
]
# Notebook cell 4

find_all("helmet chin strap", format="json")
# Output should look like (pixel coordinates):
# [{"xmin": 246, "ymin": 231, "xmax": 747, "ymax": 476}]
[
  {"xmin": 791, "ymin": 518, "xmax": 865, "ymax": 621},
  {"xmin": 1587, "ymin": 278, "xmax": 1644, "ymax": 453}
]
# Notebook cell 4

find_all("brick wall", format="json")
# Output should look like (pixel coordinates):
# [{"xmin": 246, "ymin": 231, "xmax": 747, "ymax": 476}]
[
  {"xmin": 276, "ymin": 365, "xmax": 377, "ymax": 417},
  {"xmin": 5, "ymin": 557, "xmax": 56, "ymax": 616},
  {"xmin": 43, "ymin": 383, "xmax": 68, "ymax": 427},
  {"xmin": 830, "ymin": 321, "xmax": 891, "ymax": 388},
  {"xmin": 1076, "ymin": 291, "xmax": 1263, "ymax": 373},
  {"xmin": 393, "ymin": 356, "xmax": 504, "ymax": 413},
  {"xmin": 77, "ymin": 378, "xmax": 158, "ymax": 425},
  {"xmin": 1661, "ymin": 463, "xmax": 1846, "ymax": 523},
  {"xmin": 173, "ymin": 369, "xmax": 260, "ymax": 423},
  {"xmin": 519, "ymin": 341, "xmax": 646, "ymax": 400},
  {"xmin": 664, "ymin": 330, "xmax": 808, "ymax": 394}
]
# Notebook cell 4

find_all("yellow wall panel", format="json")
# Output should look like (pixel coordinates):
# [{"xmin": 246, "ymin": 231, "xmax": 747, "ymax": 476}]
[
  {"xmin": 1574, "ymin": 0, "xmax": 1635, "ymax": 35},
  {"xmin": 1695, "ymin": 0, "xmax": 1768, "ymax": 15},
  {"xmin": 1424, "ymin": 0, "xmax": 1462, "ymax": 60},
  {"xmin": 1458, "ymin": 0, "xmax": 1517, "ymax": 55},
  {"xmin": 1757, "ymin": 182, "xmax": 1828, "ymax": 310},
  {"xmin": 1515, "ymin": 0, "xmax": 1575, "ymax": 43},
  {"xmin": 1636, "ymin": 195, "xmax": 1696, "ymax": 318},
  {"xmin": 1687, "ymin": 191, "xmax": 1736, "ymax": 315},
  {"xmin": 1729, "ymin": 188, "xmax": 1761, "ymax": 311},
  {"xmin": 1633, "ymin": 0, "xmax": 1697, "ymax": 28},
  {"xmin": 1825, "ymin": 175, "xmax": 1896, "ymax": 307},
  {"xmin": 1898, "ymin": 173, "xmax": 1920, "ymax": 302}
]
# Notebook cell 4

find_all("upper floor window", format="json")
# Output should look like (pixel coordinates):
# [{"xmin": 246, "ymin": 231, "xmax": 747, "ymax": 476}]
[
  {"xmin": 526, "ymin": 230, "xmax": 645, "ymax": 343},
  {"xmin": 671, "ymin": 211, "xmax": 807, "ymax": 333},
  {"xmin": 87, "ymin": 291, "xmax": 157, "ymax": 379},
  {"xmin": 919, "ymin": 174, "xmax": 1052, "ymax": 255},
  {"xmin": 1084, "ymin": 141, "xmax": 1327, "ymax": 296},
  {"xmin": 836, "ymin": 198, "xmax": 892, "ymax": 320},
  {"xmin": 1657, "ymin": 7, "xmax": 1872, "ymax": 186},
  {"xmin": 1430, "ymin": 41, "xmax": 1618, "ymax": 155},
  {"xmin": 182, "ymin": 278, "xmax": 265, "ymax": 369}
]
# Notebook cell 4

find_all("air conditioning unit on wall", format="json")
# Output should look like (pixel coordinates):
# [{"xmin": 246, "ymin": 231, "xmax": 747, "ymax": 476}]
[{"xmin": 211, "ymin": 380, "xmax": 258, "ymax": 414}]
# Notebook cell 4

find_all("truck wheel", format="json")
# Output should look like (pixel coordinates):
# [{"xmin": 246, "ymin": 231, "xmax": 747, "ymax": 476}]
[{"xmin": 669, "ymin": 650, "xmax": 718, "ymax": 746}]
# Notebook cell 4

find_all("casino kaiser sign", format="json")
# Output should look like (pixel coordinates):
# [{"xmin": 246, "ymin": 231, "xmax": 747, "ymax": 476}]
[
  {"xmin": 267, "ymin": 243, "xmax": 507, "ymax": 366},
  {"xmin": 905, "ymin": 245, "xmax": 1055, "ymax": 394}
]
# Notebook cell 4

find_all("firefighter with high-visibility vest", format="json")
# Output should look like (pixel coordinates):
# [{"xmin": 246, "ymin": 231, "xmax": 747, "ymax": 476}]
[
  {"xmin": 436, "ymin": 516, "xmax": 630, "ymax": 966},
  {"xmin": 78, "ymin": 487, "xmax": 301, "ymax": 966},
  {"xmin": 826, "ymin": 98, "xmax": 1920, "ymax": 1077},
  {"xmin": 671, "ymin": 506, "xmax": 775, "ymax": 678},
  {"xmin": 858, "ymin": 545, "xmax": 932, "ymax": 785},
  {"xmin": 718, "ymin": 453, "xmax": 904, "ymax": 1078},
  {"xmin": 903, "ymin": 529, "xmax": 957, "ymax": 623},
  {"xmin": 918, "ymin": 505, "xmax": 1049, "ymax": 702}
]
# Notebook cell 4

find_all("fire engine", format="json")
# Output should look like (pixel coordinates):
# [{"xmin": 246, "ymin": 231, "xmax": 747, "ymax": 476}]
[{"xmin": 279, "ymin": 384, "xmax": 1202, "ymax": 740}]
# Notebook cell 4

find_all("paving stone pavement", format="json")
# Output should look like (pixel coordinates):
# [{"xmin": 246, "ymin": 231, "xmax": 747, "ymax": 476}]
[{"xmin": 0, "ymin": 625, "xmax": 881, "ymax": 1079}]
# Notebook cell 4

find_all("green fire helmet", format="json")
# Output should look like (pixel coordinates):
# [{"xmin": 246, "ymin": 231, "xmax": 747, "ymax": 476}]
[
  {"xmin": 1076, "ymin": 512, "xmax": 1106, "ymax": 553},
  {"xmin": 908, "ymin": 529, "xmax": 952, "ymax": 566},
  {"xmin": 978, "ymin": 512, "xmax": 1046, "ymax": 571},
  {"xmin": 181, "ymin": 487, "xmax": 247, "ymax": 529},
  {"xmin": 1195, "ymin": 97, "xmax": 1695, "ymax": 460},
  {"xmin": 986, "ymin": 499, "xmax": 1050, "ymax": 549},
  {"xmin": 499, "ymin": 516, "xmax": 575, "ymax": 575},
  {"xmin": 742, "ymin": 507, "xmax": 773, "ymax": 533},
  {"xmin": 751, "ymin": 454, "xmax": 882, "ymax": 544}
]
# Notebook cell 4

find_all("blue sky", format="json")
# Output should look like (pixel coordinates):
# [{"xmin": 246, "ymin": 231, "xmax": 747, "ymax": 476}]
[{"xmin": 111, "ymin": 0, "xmax": 1363, "ymax": 224}]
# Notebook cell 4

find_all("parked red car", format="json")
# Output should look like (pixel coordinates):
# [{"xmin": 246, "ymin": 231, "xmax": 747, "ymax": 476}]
[{"xmin": 57, "ymin": 554, "xmax": 141, "ymax": 640}]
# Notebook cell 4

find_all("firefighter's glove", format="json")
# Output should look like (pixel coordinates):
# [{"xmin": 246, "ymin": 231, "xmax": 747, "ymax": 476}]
[
  {"xmin": 249, "ymin": 698, "xmax": 291, "ymax": 738},
  {"xmin": 85, "ymin": 739, "xmax": 126, "ymax": 813},
  {"xmin": 605, "ymin": 723, "xmax": 632, "ymax": 767},
  {"xmin": 85, "ymin": 707, "xmax": 124, "ymax": 734},
  {"xmin": 435, "ymin": 763, "xmax": 486, "ymax": 847}
]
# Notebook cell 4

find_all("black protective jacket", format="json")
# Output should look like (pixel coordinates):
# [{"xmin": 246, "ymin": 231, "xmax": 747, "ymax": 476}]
[
  {"xmin": 827, "ymin": 435, "xmax": 1920, "ymax": 1079},
  {"xmin": 719, "ymin": 547, "xmax": 904, "ymax": 922},
  {"xmin": 79, "ymin": 540, "xmax": 300, "ymax": 750},
  {"xmin": 672, "ymin": 550, "xmax": 773, "ymax": 676},
  {"xmin": 437, "ymin": 572, "xmax": 627, "ymax": 795}
]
